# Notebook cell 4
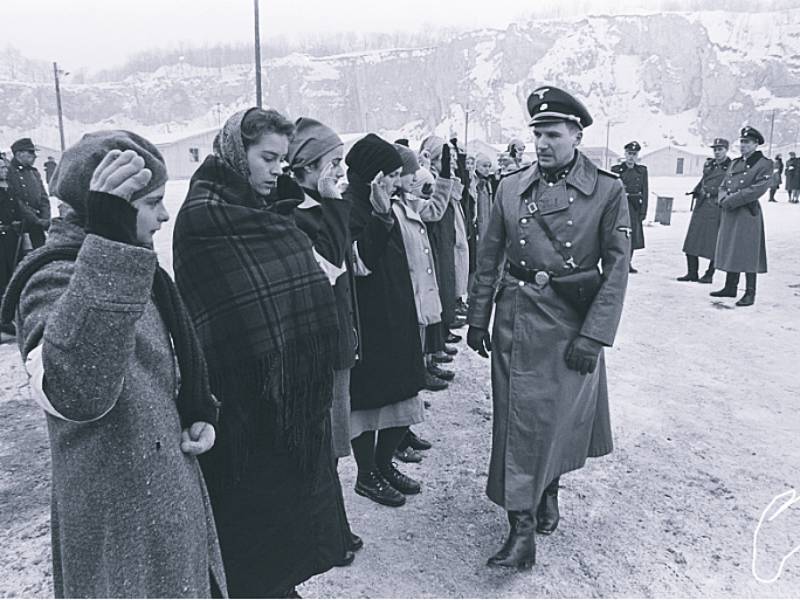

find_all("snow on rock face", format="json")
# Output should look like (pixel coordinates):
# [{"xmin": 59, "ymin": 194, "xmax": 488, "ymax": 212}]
[{"xmin": 3, "ymin": 10, "xmax": 800, "ymax": 151}]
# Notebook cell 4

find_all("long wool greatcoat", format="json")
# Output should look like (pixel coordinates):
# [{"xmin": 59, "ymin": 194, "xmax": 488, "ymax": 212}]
[
  {"xmin": 714, "ymin": 151, "xmax": 771, "ymax": 274},
  {"xmin": 11, "ymin": 218, "xmax": 226, "ymax": 598},
  {"xmin": 683, "ymin": 157, "xmax": 730, "ymax": 260},
  {"xmin": 611, "ymin": 162, "xmax": 648, "ymax": 250},
  {"xmin": 468, "ymin": 152, "xmax": 630, "ymax": 510}
]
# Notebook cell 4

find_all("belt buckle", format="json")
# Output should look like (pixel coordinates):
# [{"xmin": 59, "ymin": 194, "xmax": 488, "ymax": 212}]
[{"xmin": 534, "ymin": 271, "xmax": 550, "ymax": 286}]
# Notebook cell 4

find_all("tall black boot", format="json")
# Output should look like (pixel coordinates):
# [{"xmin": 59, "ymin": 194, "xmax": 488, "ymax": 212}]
[
  {"xmin": 677, "ymin": 255, "xmax": 699, "ymax": 281},
  {"xmin": 736, "ymin": 273, "xmax": 757, "ymax": 306},
  {"xmin": 698, "ymin": 260, "xmax": 715, "ymax": 284},
  {"xmin": 710, "ymin": 272, "xmax": 739, "ymax": 297},
  {"xmin": 536, "ymin": 477, "xmax": 560, "ymax": 535},
  {"xmin": 487, "ymin": 510, "xmax": 536, "ymax": 569}
]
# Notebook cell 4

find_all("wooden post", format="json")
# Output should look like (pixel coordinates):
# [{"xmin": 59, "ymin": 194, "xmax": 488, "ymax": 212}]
[
  {"xmin": 53, "ymin": 62, "xmax": 66, "ymax": 151},
  {"xmin": 254, "ymin": 0, "xmax": 262, "ymax": 108}
]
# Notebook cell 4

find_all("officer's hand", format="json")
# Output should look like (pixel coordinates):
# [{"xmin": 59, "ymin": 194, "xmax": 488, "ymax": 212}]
[
  {"xmin": 564, "ymin": 335, "xmax": 603, "ymax": 375},
  {"xmin": 89, "ymin": 149, "xmax": 152, "ymax": 201},
  {"xmin": 467, "ymin": 326, "xmax": 492, "ymax": 358}
]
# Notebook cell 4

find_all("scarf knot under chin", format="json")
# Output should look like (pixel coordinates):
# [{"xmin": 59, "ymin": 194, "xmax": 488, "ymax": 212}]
[{"xmin": 173, "ymin": 154, "xmax": 338, "ymax": 485}]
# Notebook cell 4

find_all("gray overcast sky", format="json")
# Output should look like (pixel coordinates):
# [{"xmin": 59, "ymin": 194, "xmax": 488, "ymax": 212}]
[{"xmin": 6, "ymin": 0, "xmax": 679, "ymax": 72}]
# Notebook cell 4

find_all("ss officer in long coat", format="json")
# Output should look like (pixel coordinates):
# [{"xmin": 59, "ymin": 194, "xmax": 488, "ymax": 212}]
[
  {"xmin": 710, "ymin": 126, "xmax": 771, "ymax": 307},
  {"xmin": 467, "ymin": 86, "xmax": 630, "ymax": 569},
  {"xmin": 677, "ymin": 138, "xmax": 731, "ymax": 284},
  {"xmin": 611, "ymin": 141, "xmax": 648, "ymax": 273}
]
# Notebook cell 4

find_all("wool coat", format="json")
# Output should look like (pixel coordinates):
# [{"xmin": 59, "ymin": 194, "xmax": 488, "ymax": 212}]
[
  {"xmin": 715, "ymin": 151, "xmax": 771, "ymax": 274},
  {"xmin": 12, "ymin": 217, "xmax": 227, "ymax": 598},
  {"xmin": 468, "ymin": 152, "xmax": 630, "ymax": 510},
  {"xmin": 683, "ymin": 157, "xmax": 730, "ymax": 260},
  {"xmin": 347, "ymin": 175, "xmax": 426, "ymax": 410},
  {"xmin": 475, "ymin": 174, "xmax": 494, "ymax": 242},
  {"xmin": 611, "ymin": 162, "xmax": 648, "ymax": 250},
  {"xmin": 1, "ymin": 187, "xmax": 22, "ymax": 294}
]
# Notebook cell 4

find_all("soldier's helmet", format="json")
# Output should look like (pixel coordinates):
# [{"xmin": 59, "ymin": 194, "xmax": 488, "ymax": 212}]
[{"xmin": 526, "ymin": 86, "xmax": 593, "ymax": 129}]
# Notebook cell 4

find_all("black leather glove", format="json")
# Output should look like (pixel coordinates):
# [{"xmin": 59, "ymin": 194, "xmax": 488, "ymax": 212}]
[
  {"xmin": 85, "ymin": 191, "xmax": 139, "ymax": 245},
  {"xmin": 441, "ymin": 144, "xmax": 452, "ymax": 179},
  {"xmin": 564, "ymin": 335, "xmax": 603, "ymax": 375},
  {"xmin": 467, "ymin": 326, "xmax": 492, "ymax": 358}
]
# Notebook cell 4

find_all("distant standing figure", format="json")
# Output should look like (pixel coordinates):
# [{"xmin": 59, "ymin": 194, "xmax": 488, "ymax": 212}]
[
  {"xmin": 710, "ymin": 126, "xmax": 771, "ymax": 307},
  {"xmin": 768, "ymin": 153, "xmax": 782, "ymax": 202},
  {"xmin": 44, "ymin": 156, "xmax": 58, "ymax": 185},
  {"xmin": 785, "ymin": 152, "xmax": 800, "ymax": 203},
  {"xmin": 6, "ymin": 138, "xmax": 51, "ymax": 248},
  {"xmin": 611, "ymin": 141, "xmax": 648, "ymax": 273},
  {"xmin": 677, "ymin": 138, "xmax": 730, "ymax": 284}
]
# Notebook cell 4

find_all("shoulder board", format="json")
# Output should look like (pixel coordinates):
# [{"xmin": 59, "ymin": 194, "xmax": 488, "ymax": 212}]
[
  {"xmin": 704, "ymin": 157, "xmax": 714, "ymax": 165},
  {"xmin": 597, "ymin": 166, "xmax": 619, "ymax": 179},
  {"xmin": 637, "ymin": 164, "xmax": 648, "ymax": 171},
  {"xmin": 499, "ymin": 164, "xmax": 532, "ymax": 180}
]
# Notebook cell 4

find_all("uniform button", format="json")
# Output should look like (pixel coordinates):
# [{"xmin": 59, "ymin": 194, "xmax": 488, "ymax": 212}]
[
  {"xmin": 427, "ymin": 268, "xmax": 432, "ymax": 274},
  {"xmin": 520, "ymin": 260, "xmax": 527, "ymax": 266},
  {"xmin": 567, "ymin": 220, "xmax": 574, "ymax": 226},
  {"xmin": 548, "ymin": 182, "xmax": 554, "ymax": 187},
  {"xmin": 739, "ymin": 180, "xmax": 744, "ymax": 183},
  {"xmin": 423, "ymin": 248, "xmax": 429, "ymax": 254},
  {"xmin": 565, "ymin": 241, "xmax": 573, "ymax": 248},
  {"xmin": 568, "ymin": 197, "xmax": 574, "ymax": 203},
  {"xmin": 520, "ymin": 239, "xmax": 527, "ymax": 246},
  {"xmin": 521, "ymin": 218, "xmax": 528, "ymax": 224},
  {"xmin": 518, "ymin": 280, "xmax": 525, "ymax": 287},
  {"xmin": 419, "ymin": 227, "xmax": 425, "ymax": 234}
]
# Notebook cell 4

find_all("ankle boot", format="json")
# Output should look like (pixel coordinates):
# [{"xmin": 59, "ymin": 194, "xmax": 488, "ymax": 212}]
[
  {"xmin": 487, "ymin": 510, "xmax": 536, "ymax": 569},
  {"xmin": 677, "ymin": 255, "xmax": 699, "ymax": 281},
  {"xmin": 355, "ymin": 470, "xmax": 406, "ymax": 507},
  {"xmin": 536, "ymin": 478, "xmax": 560, "ymax": 535},
  {"xmin": 710, "ymin": 272, "xmax": 739, "ymax": 297},
  {"xmin": 697, "ymin": 268, "xmax": 715, "ymax": 284},
  {"xmin": 736, "ymin": 274, "xmax": 756, "ymax": 306}
]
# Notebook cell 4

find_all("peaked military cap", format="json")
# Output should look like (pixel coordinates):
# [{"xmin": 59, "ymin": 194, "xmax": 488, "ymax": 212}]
[
  {"xmin": 710, "ymin": 137, "xmax": 729, "ymax": 149},
  {"xmin": 527, "ymin": 86, "xmax": 593, "ymax": 129},
  {"xmin": 740, "ymin": 126, "xmax": 765, "ymax": 145},
  {"xmin": 624, "ymin": 141, "xmax": 641, "ymax": 152}
]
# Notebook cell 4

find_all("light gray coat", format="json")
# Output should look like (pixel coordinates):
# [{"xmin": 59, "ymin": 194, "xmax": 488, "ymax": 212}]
[{"xmin": 14, "ymin": 217, "xmax": 227, "ymax": 598}]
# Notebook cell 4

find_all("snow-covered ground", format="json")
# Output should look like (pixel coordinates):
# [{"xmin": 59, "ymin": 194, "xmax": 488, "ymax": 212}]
[{"xmin": 2, "ymin": 176, "xmax": 799, "ymax": 597}]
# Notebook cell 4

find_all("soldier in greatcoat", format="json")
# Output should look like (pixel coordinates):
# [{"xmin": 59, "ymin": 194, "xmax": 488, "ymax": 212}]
[
  {"xmin": 6, "ymin": 138, "xmax": 51, "ymax": 249},
  {"xmin": 611, "ymin": 141, "xmax": 648, "ymax": 273},
  {"xmin": 785, "ymin": 152, "xmax": 800, "ymax": 203},
  {"xmin": 677, "ymin": 138, "xmax": 731, "ymax": 284},
  {"xmin": 467, "ymin": 86, "xmax": 630, "ymax": 569},
  {"xmin": 710, "ymin": 126, "xmax": 771, "ymax": 307}
]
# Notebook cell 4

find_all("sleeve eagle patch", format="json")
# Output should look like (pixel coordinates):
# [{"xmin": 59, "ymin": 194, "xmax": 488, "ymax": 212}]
[{"xmin": 617, "ymin": 226, "xmax": 632, "ymax": 238}]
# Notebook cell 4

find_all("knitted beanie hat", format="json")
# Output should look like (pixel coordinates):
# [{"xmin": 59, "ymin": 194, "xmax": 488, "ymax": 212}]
[
  {"xmin": 345, "ymin": 133, "xmax": 403, "ymax": 181},
  {"xmin": 51, "ymin": 130, "xmax": 168, "ymax": 218},
  {"xmin": 287, "ymin": 117, "xmax": 343, "ymax": 169},
  {"xmin": 394, "ymin": 144, "xmax": 420, "ymax": 176}
]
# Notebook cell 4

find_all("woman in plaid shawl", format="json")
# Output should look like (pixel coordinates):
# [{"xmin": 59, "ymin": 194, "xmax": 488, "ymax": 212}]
[{"xmin": 172, "ymin": 108, "xmax": 347, "ymax": 598}]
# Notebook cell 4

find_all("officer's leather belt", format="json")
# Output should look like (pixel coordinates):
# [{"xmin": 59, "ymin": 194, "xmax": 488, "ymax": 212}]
[
  {"xmin": 506, "ymin": 261, "xmax": 550, "ymax": 285},
  {"xmin": 626, "ymin": 193, "xmax": 643, "ymax": 198}
]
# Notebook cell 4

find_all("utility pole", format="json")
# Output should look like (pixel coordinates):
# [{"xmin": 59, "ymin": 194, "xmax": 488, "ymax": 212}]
[
  {"xmin": 604, "ymin": 120, "xmax": 611, "ymax": 169},
  {"xmin": 464, "ymin": 107, "xmax": 470, "ymax": 154},
  {"xmin": 253, "ymin": 0, "xmax": 263, "ymax": 108},
  {"xmin": 768, "ymin": 109, "xmax": 776, "ymax": 156},
  {"xmin": 53, "ymin": 62, "xmax": 66, "ymax": 151}
]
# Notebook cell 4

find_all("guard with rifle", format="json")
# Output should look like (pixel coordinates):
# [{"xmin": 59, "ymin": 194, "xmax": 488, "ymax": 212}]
[
  {"xmin": 677, "ymin": 138, "xmax": 731, "ymax": 284},
  {"xmin": 710, "ymin": 126, "xmax": 771, "ymax": 307}
]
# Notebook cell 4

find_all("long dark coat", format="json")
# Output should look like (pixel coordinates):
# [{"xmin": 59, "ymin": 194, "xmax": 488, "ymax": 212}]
[
  {"xmin": 611, "ymin": 162, "xmax": 648, "ymax": 250},
  {"xmin": 7, "ymin": 158, "xmax": 50, "ymax": 248},
  {"xmin": 347, "ymin": 174, "xmax": 426, "ymax": 410},
  {"xmin": 683, "ymin": 157, "xmax": 730, "ymax": 259},
  {"xmin": 1, "ymin": 187, "xmax": 22, "ymax": 294},
  {"xmin": 785, "ymin": 157, "xmax": 800, "ymax": 191},
  {"xmin": 715, "ymin": 151, "xmax": 771, "ymax": 274},
  {"xmin": 428, "ymin": 201, "xmax": 457, "ymax": 326},
  {"xmin": 468, "ymin": 152, "xmax": 630, "ymax": 510}
]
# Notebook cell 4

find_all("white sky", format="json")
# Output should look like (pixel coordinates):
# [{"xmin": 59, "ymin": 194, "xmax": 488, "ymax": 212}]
[{"xmin": 8, "ymin": 0, "xmax": 679, "ymax": 72}]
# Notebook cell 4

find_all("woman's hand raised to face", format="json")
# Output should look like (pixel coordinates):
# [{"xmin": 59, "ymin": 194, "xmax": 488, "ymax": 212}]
[
  {"xmin": 369, "ymin": 171, "xmax": 392, "ymax": 215},
  {"xmin": 317, "ymin": 161, "xmax": 342, "ymax": 200},
  {"xmin": 90, "ymin": 149, "xmax": 153, "ymax": 201}
]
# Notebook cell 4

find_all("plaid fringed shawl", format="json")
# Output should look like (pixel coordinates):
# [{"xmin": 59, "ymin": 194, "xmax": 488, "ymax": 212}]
[{"xmin": 173, "ymin": 152, "xmax": 338, "ymax": 484}]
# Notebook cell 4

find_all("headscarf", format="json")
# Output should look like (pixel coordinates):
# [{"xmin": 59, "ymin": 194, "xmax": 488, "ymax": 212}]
[{"xmin": 287, "ymin": 117, "xmax": 343, "ymax": 169}]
